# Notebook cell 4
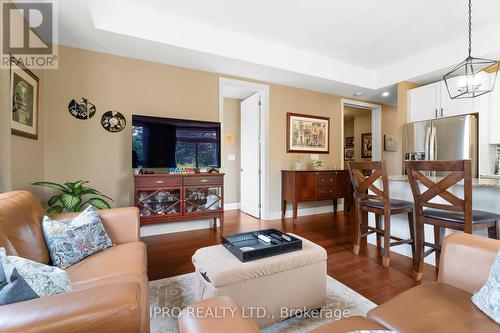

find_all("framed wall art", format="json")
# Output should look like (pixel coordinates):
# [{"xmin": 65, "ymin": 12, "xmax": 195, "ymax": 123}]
[
  {"xmin": 384, "ymin": 134, "xmax": 398, "ymax": 152},
  {"xmin": 344, "ymin": 148, "xmax": 354, "ymax": 161},
  {"xmin": 10, "ymin": 57, "xmax": 39, "ymax": 139},
  {"xmin": 287, "ymin": 113, "xmax": 329, "ymax": 153},
  {"xmin": 361, "ymin": 132, "xmax": 372, "ymax": 159},
  {"xmin": 345, "ymin": 136, "xmax": 354, "ymax": 148}
]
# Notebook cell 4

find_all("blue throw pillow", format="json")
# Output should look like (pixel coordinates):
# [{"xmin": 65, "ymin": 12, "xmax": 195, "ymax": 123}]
[
  {"xmin": 0, "ymin": 248, "xmax": 71, "ymax": 305},
  {"xmin": 471, "ymin": 250, "xmax": 500, "ymax": 324},
  {"xmin": 42, "ymin": 206, "xmax": 112, "ymax": 269}
]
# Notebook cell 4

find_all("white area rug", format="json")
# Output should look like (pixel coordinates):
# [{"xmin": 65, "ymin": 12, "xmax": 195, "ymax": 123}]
[{"xmin": 150, "ymin": 273, "xmax": 376, "ymax": 332}]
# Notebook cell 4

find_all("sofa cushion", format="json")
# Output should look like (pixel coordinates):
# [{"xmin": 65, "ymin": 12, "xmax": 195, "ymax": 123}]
[
  {"xmin": 0, "ymin": 248, "xmax": 71, "ymax": 305},
  {"xmin": 471, "ymin": 250, "xmax": 500, "ymax": 324},
  {"xmin": 66, "ymin": 242, "xmax": 147, "ymax": 284},
  {"xmin": 42, "ymin": 206, "xmax": 113, "ymax": 269},
  {"xmin": 0, "ymin": 191, "xmax": 49, "ymax": 263},
  {"xmin": 308, "ymin": 316, "xmax": 385, "ymax": 333},
  {"xmin": 368, "ymin": 282, "xmax": 499, "ymax": 333}
]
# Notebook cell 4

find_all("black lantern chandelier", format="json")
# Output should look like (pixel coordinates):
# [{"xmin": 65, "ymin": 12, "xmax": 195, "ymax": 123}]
[{"xmin": 443, "ymin": 0, "xmax": 499, "ymax": 99}]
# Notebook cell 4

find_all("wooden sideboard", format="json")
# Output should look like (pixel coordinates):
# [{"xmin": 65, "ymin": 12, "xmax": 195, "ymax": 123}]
[
  {"xmin": 134, "ymin": 173, "xmax": 224, "ymax": 229},
  {"xmin": 281, "ymin": 170, "xmax": 353, "ymax": 223}
]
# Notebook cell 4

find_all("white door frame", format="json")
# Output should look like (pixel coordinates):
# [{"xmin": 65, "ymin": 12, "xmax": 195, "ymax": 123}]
[
  {"xmin": 219, "ymin": 77, "xmax": 270, "ymax": 220},
  {"xmin": 340, "ymin": 99, "xmax": 382, "ymax": 167}
]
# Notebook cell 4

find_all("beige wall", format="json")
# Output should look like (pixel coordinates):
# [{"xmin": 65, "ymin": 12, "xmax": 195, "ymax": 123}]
[
  {"xmin": 9, "ymin": 45, "xmax": 401, "ymax": 216},
  {"xmin": 381, "ymin": 104, "xmax": 401, "ymax": 175},
  {"xmin": 42, "ymin": 46, "xmax": 218, "ymax": 207},
  {"xmin": 353, "ymin": 111, "xmax": 372, "ymax": 161},
  {"xmin": 222, "ymin": 98, "xmax": 241, "ymax": 204},
  {"xmin": 11, "ymin": 69, "xmax": 46, "ymax": 199}
]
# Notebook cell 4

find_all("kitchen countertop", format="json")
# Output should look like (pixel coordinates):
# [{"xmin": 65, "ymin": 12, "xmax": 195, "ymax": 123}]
[{"xmin": 388, "ymin": 175, "xmax": 500, "ymax": 188}]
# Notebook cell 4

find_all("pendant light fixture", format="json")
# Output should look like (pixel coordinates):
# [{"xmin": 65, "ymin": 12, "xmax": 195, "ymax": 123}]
[{"xmin": 443, "ymin": 0, "xmax": 499, "ymax": 99}]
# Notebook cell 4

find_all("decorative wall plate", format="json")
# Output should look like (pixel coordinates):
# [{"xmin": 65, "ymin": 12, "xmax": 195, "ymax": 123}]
[
  {"xmin": 68, "ymin": 98, "xmax": 96, "ymax": 120},
  {"xmin": 101, "ymin": 111, "xmax": 126, "ymax": 133}
]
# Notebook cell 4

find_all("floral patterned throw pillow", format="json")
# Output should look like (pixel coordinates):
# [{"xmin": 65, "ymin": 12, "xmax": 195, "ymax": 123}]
[
  {"xmin": 471, "ymin": 250, "xmax": 500, "ymax": 324},
  {"xmin": 42, "ymin": 206, "xmax": 112, "ymax": 269},
  {"xmin": 0, "ymin": 248, "xmax": 71, "ymax": 305}
]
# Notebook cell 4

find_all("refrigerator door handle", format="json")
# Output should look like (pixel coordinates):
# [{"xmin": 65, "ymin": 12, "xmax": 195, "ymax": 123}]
[
  {"xmin": 424, "ymin": 126, "xmax": 431, "ymax": 161},
  {"xmin": 429, "ymin": 126, "xmax": 436, "ymax": 161}
]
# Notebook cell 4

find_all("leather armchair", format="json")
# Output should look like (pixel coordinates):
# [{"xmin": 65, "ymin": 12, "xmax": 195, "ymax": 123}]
[{"xmin": 0, "ymin": 191, "xmax": 149, "ymax": 333}]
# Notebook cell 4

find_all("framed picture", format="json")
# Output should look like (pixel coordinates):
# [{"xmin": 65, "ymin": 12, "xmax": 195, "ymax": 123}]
[
  {"xmin": 344, "ymin": 148, "xmax": 354, "ymax": 161},
  {"xmin": 287, "ymin": 113, "xmax": 329, "ymax": 153},
  {"xmin": 345, "ymin": 136, "xmax": 354, "ymax": 148},
  {"xmin": 361, "ymin": 132, "xmax": 372, "ymax": 159},
  {"xmin": 384, "ymin": 134, "xmax": 398, "ymax": 152},
  {"xmin": 10, "ymin": 57, "xmax": 39, "ymax": 139}
]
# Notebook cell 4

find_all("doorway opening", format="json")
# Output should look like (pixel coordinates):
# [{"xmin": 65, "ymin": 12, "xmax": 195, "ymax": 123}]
[
  {"xmin": 340, "ymin": 99, "xmax": 382, "ymax": 169},
  {"xmin": 219, "ymin": 78, "xmax": 270, "ymax": 220}
]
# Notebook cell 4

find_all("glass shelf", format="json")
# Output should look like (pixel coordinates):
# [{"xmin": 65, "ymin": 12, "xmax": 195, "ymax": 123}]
[
  {"xmin": 137, "ymin": 189, "xmax": 181, "ymax": 217},
  {"xmin": 185, "ymin": 186, "xmax": 222, "ymax": 214}
]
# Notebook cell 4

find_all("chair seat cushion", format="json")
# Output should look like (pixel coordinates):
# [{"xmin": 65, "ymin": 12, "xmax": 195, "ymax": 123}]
[
  {"xmin": 362, "ymin": 199, "xmax": 413, "ymax": 210},
  {"xmin": 367, "ymin": 282, "xmax": 499, "ymax": 333},
  {"xmin": 423, "ymin": 209, "xmax": 500, "ymax": 224},
  {"xmin": 66, "ymin": 242, "xmax": 147, "ymax": 284},
  {"xmin": 308, "ymin": 316, "xmax": 385, "ymax": 333}
]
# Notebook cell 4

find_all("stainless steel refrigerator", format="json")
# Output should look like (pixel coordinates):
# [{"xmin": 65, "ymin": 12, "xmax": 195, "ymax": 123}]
[{"xmin": 403, "ymin": 114, "xmax": 478, "ymax": 177}]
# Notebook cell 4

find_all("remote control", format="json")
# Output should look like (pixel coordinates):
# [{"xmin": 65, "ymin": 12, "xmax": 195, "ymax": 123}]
[{"xmin": 258, "ymin": 234, "xmax": 272, "ymax": 243}]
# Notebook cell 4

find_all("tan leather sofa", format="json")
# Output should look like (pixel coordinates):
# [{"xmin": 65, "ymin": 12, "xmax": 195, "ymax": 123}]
[
  {"xmin": 0, "ymin": 191, "xmax": 149, "ymax": 333},
  {"xmin": 179, "ymin": 232, "xmax": 500, "ymax": 333}
]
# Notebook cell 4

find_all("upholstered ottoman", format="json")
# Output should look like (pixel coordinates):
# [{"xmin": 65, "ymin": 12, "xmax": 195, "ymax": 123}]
[{"xmin": 192, "ymin": 234, "xmax": 327, "ymax": 328}]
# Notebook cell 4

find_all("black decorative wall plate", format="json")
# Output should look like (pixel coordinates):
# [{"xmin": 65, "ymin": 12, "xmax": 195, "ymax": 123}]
[
  {"xmin": 101, "ymin": 111, "xmax": 126, "ymax": 133},
  {"xmin": 68, "ymin": 98, "xmax": 96, "ymax": 119}
]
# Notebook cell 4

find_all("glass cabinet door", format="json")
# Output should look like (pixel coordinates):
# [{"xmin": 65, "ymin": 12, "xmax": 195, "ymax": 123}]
[
  {"xmin": 137, "ymin": 189, "xmax": 181, "ymax": 217},
  {"xmin": 184, "ymin": 186, "xmax": 222, "ymax": 214}
]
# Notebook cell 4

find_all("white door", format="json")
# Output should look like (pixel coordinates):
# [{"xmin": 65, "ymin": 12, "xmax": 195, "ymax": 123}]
[
  {"xmin": 240, "ymin": 93, "xmax": 261, "ymax": 218},
  {"xmin": 408, "ymin": 82, "xmax": 439, "ymax": 123}
]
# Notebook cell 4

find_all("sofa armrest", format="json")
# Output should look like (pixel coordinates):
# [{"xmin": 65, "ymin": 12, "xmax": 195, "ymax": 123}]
[
  {"xmin": 178, "ymin": 296, "xmax": 259, "ymax": 333},
  {"xmin": 52, "ymin": 207, "xmax": 140, "ymax": 244},
  {"xmin": 0, "ymin": 282, "xmax": 141, "ymax": 333},
  {"xmin": 438, "ymin": 233, "xmax": 500, "ymax": 294}
]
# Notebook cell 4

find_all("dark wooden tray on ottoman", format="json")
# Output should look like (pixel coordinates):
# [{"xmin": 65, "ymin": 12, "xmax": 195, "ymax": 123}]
[{"xmin": 222, "ymin": 228, "xmax": 302, "ymax": 262}]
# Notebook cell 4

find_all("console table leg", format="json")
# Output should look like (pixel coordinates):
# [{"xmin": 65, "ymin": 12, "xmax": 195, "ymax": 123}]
[
  {"xmin": 282, "ymin": 200, "xmax": 287, "ymax": 219},
  {"xmin": 293, "ymin": 202, "xmax": 298, "ymax": 224},
  {"xmin": 333, "ymin": 199, "xmax": 338, "ymax": 213}
]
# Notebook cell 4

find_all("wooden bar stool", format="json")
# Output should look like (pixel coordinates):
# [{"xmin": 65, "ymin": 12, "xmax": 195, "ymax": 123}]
[
  {"xmin": 405, "ymin": 160, "xmax": 500, "ymax": 281},
  {"xmin": 348, "ymin": 161, "xmax": 415, "ymax": 268}
]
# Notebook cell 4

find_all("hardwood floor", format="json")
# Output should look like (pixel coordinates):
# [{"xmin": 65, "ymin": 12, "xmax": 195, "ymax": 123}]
[{"xmin": 143, "ymin": 210, "xmax": 437, "ymax": 305}]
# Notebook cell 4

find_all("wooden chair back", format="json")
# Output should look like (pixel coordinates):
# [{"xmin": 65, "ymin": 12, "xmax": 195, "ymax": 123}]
[
  {"xmin": 348, "ymin": 161, "xmax": 389, "ymax": 207},
  {"xmin": 404, "ymin": 160, "xmax": 472, "ymax": 229}
]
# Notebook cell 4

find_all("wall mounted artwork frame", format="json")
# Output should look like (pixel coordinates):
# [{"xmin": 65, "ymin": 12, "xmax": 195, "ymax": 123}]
[
  {"xmin": 345, "ymin": 136, "xmax": 354, "ymax": 148},
  {"xmin": 287, "ymin": 113, "xmax": 329, "ymax": 153},
  {"xmin": 10, "ymin": 56, "xmax": 39, "ymax": 139},
  {"xmin": 344, "ymin": 148, "xmax": 354, "ymax": 161},
  {"xmin": 384, "ymin": 134, "xmax": 398, "ymax": 152},
  {"xmin": 361, "ymin": 132, "xmax": 372, "ymax": 159}
]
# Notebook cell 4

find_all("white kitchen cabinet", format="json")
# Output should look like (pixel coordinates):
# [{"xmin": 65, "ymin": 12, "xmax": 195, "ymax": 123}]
[
  {"xmin": 440, "ymin": 81, "xmax": 479, "ymax": 117},
  {"xmin": 408, "ymin": 82, "xmax": 440, "ymax": 123},
  {"xmin": 408, "ymin": 79, "xmax": 481, "ymax": 123}
]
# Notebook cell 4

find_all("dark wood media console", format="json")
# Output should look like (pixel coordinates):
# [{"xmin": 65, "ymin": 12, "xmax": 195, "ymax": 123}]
[
  {"xmin": 134, "ymin": 173, "xmax": 224, "ymax": 230},
  {"xmin": 281, "ymin": 170, "xmax": 353, "ymax": 223}
]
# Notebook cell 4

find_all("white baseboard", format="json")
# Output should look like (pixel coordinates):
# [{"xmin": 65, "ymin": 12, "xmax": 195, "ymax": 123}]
[
  {"xmin": 224, "ymin": 203, "xmax": 240, "ymax": 210},
  {"xmin": 265, "ymin": 203, "xmax": 345, "ymax": 220}
]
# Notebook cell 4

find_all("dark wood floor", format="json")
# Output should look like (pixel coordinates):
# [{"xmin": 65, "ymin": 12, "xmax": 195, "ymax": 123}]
[{"xmin": 143, "ymin": 210, "xmax": 437, "ymax": 305}]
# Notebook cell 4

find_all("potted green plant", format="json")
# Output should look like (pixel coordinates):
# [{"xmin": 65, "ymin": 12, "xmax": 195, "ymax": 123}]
[{"xmin": 32, "ymin": 180, "xmax": 113, "ymax": 214}]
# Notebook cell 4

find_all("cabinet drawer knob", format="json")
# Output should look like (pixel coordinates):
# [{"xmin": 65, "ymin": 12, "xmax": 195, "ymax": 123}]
[
  {"xmin": 200, "ymin": 179, "xmax": 208, "ymax": 183},
  {"xmin": 155, "ymin": 180, "xmax": 165, "ymax": 184}
]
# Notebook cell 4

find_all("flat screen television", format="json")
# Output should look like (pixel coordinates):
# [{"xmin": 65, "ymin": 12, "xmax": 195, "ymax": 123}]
[{"xmin": 132, "ymin": 115, "xmax": 221, "ymax": 168}]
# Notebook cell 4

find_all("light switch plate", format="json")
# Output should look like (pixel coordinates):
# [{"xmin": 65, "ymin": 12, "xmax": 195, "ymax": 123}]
[
  {"xmin": 310, "ymin": 154, "xmax": 320, "ymax": 161},
  {"xmin": 228, "ymin": 154, "xmax": 236, "ymax": 161}
]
